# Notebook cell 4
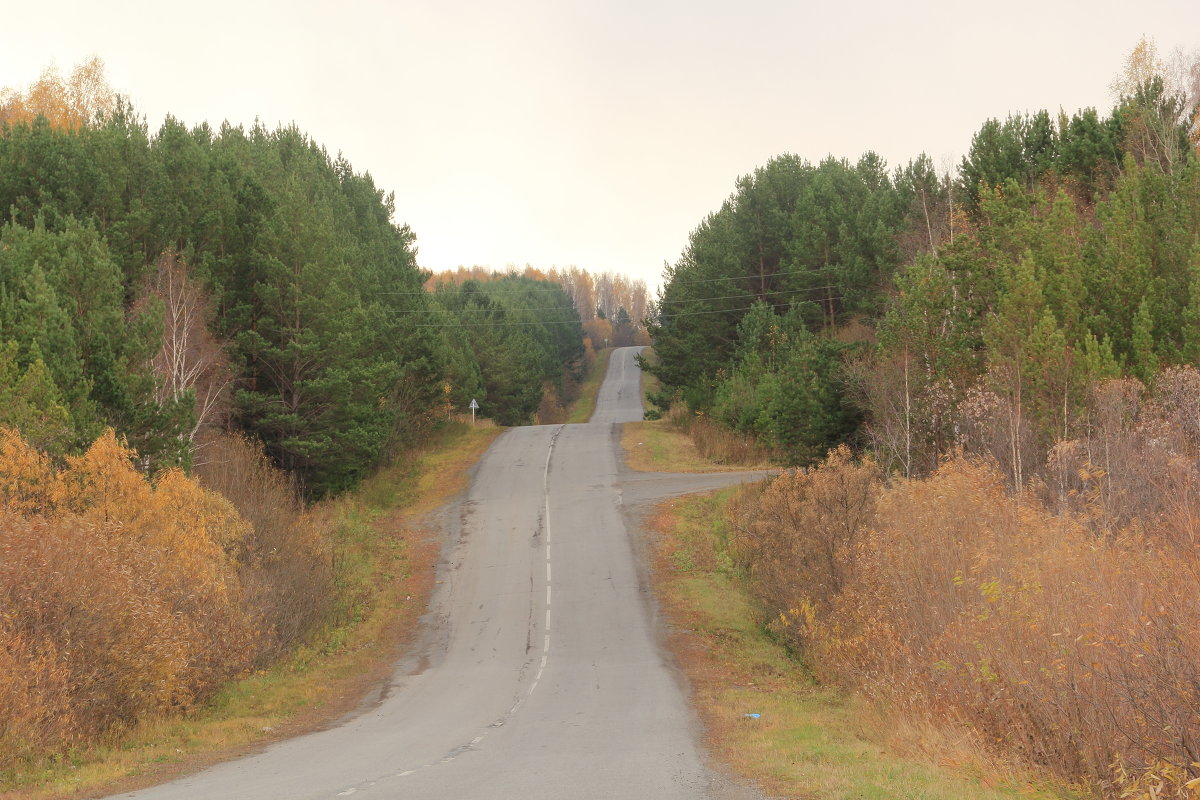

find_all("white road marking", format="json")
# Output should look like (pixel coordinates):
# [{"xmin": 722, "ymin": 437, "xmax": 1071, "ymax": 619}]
[{"xmin": 381, "ymin": 427, "xmax": 567, "ymax": 786}]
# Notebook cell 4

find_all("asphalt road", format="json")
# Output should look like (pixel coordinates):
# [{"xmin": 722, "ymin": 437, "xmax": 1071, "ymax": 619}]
[{"xmin": 113, "ymin": 346, "xmax": 765, "ymax": 800}]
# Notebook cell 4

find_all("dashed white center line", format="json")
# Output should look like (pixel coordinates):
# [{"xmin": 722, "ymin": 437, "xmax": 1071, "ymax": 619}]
[{"xmin": 365, "ymin": 425, "xmax": 565, "ymax": 794}]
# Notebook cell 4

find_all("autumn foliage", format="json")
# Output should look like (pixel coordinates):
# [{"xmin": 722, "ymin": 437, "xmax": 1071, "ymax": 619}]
[
  {"xmin": 0, "ymin": 427, "xmax": 330, "ymax": 764},
  {"xmin": 0, "ymin": 56, "xmax": 120, "ymax": 130},
  {"xmin": 730, "ymin": 369, "xmax": 1200, "ymax": 797}
]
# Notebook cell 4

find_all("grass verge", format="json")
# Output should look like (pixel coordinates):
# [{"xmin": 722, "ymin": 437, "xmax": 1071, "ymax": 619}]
[
  {"xmin": 7, "ymin": 421, "xmax": 502, "ymax": 800},
  {"xmin": 623, "ymin": 418, "xmax": 728, "ymax": 472},
  {"xmin": 622, "ymin": 418, "xmax": 774, "ymax": 473},
  {"xmin": 646, "ymin": 490, "xmax": 1079, "ymax": 800},
  {"xmin": 565, "ymin": 348, "xmax": 612, "ymax": 424}
]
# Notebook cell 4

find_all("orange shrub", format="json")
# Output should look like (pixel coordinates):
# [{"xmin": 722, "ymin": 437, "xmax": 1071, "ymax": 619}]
[
  {"xmin": 0, "ymin": 429, "xmax": 259, "ymax": 765},
  {"xmin": 735, "ymin": 434, "xmax": 1200, "ymax": 795},
  {"xmin": 0, "ymin": 427, "xmax": 58, "ymax": 515},
  {"xmin": 730, "ymin": 445, "xmax": 879, "ymax": 639}
]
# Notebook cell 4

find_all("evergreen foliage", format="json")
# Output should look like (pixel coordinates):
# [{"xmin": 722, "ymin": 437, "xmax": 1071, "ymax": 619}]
[
  {"xmin": 0, "ymin": 102, "xmax": 584, "ymax": 495},
  {"xmin": 428, "ymin": 276, "xmax": 585, "ymax": 426},
  {"xmin": 648, "ymin": 74, "xmax": 1198, "ymax": 471}
]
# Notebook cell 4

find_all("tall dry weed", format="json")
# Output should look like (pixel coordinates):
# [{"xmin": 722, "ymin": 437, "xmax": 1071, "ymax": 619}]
[
  {"xmin": 193, "ymin": 432, "xmax": 333, "ymax": 660},
  {"xmin": 1046, "ymin": 371, "xmax": 1200, "ymax": 549},
  {"xmin": 665, "ymin": 405, "xmax": 774, "ymax": 465}
]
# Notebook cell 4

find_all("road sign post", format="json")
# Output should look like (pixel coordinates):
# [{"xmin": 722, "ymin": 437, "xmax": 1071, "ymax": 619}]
[{"xmin": 469, "ymin": 398, "xmax": 479, "ymax": 426}]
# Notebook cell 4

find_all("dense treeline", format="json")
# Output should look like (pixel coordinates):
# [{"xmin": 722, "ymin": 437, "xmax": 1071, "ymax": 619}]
[
  {"xmin": 0, "ymin": 108, "xmax": 447, "ymax": 496},
  {"xmin": 651, "ymin": 40, "xmax": 1200, "ymax": 795},
  {"xmin": 0, "ymin": 61, "xmax": 590, "ymax": 773},
  {"xmin": 430, "ymin": 264, "xmax": 652, "ymax": 354},
  {"xmin": 0, "ymin": 63, "xmax": 588, "ymax": 497},
  {"xmin": 645, "ymin": 39, "xmax": 1200, "ymax": 477},
  {"xmin": 428, "ymin": 274, "xmax": 585, "ymax": 425}
]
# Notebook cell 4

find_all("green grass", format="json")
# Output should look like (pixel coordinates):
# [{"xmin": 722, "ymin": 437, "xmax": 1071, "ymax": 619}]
[
  {"xmin": 649, "ymin": 490, "xmax": 1081, "ymax": 800},
  {"xmin": 622, "ymin": 418, "xmax": 772, "ymax": 473},
  {"xmin": 621, "ymin": 418, "xmax": 716, "ymax": 472},
  {"xmin": 565, "ymin": 348, "xmax": 612, "ymax": 423}
]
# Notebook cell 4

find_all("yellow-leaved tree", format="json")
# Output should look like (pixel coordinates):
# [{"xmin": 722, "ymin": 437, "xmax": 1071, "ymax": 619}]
[
  {"xmin": 0, "ymin": 428, "xmax": 257, "ymax": 761},
  {"xmin": 0, "ymin": 56, "xmax": 121, "ymax": 130}
]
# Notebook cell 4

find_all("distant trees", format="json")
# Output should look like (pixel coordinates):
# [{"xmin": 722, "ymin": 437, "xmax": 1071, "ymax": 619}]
[
  {"xmin": 427, "ymin": 274, "xmax": 585, "ymax": 426},
  {"xmin": 429, "ymin": 264, "xmax": 651, "ymax": 354}
]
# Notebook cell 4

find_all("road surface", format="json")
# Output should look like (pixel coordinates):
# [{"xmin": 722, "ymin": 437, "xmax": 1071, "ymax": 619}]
[{"xmin": 113, "ymin": 346, "xmax": 765, "ymax": 800}]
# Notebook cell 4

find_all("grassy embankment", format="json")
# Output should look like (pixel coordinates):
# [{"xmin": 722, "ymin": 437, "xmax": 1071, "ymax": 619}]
[
  {"xmin": 627, "ymin": 356, "xmax": 1077, "ymax": 800},
  {"xmin": 7, "ymin": 421, "xmax": 502, "ymax": 800},
  {"xmin": 624, "ymin": 351, "xmax": 773, "ymax": 472},
  {"xmin": 565, "ymin": 348, "xmax": 612, "ymax": 424},
  {"xmin": 647, "ymin": 491, "xmax": 1078, "ymax": 800}
]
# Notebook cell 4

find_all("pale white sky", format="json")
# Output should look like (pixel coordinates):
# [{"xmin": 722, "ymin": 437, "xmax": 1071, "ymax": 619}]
[{"xmin": 2, "ymin": 1, "xmax": 1196, "ymax": 290}]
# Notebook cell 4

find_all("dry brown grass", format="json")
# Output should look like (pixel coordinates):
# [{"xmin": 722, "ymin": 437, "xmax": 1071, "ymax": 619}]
[
  {"xmin": 665, "ymin": 404, "xmax": 775, "ymax": 466},
  {"xmin": 622, "ymin": 409, "xmax": 775, "ymax": 474}
]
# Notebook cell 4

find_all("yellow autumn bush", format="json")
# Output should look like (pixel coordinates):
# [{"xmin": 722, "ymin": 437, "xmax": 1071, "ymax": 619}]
[
  {"xmin": 734, "ymin": 437, "xmax": 1200, "ymax": 796},
  {"xmin": 0, "ymin": 428, "xmax": 257, "ymax": 761}
]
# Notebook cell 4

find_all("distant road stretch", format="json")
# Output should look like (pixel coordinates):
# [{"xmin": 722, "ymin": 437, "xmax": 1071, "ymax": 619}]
[{"xmin": 114, "ymin": 346, "xmax": 764, "ymax": 800}]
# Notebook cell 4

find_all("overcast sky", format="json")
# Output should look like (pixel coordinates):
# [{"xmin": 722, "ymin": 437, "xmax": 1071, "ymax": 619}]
[{"xmin": 2, "ymin": 1, "xmax": 1196, "ymax": 290}]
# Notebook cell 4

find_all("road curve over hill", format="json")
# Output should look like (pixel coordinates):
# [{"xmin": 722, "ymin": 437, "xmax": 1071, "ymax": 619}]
[{"xmin": 113, "ymin": 346, "xmax": 765, "ymax": 800}]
